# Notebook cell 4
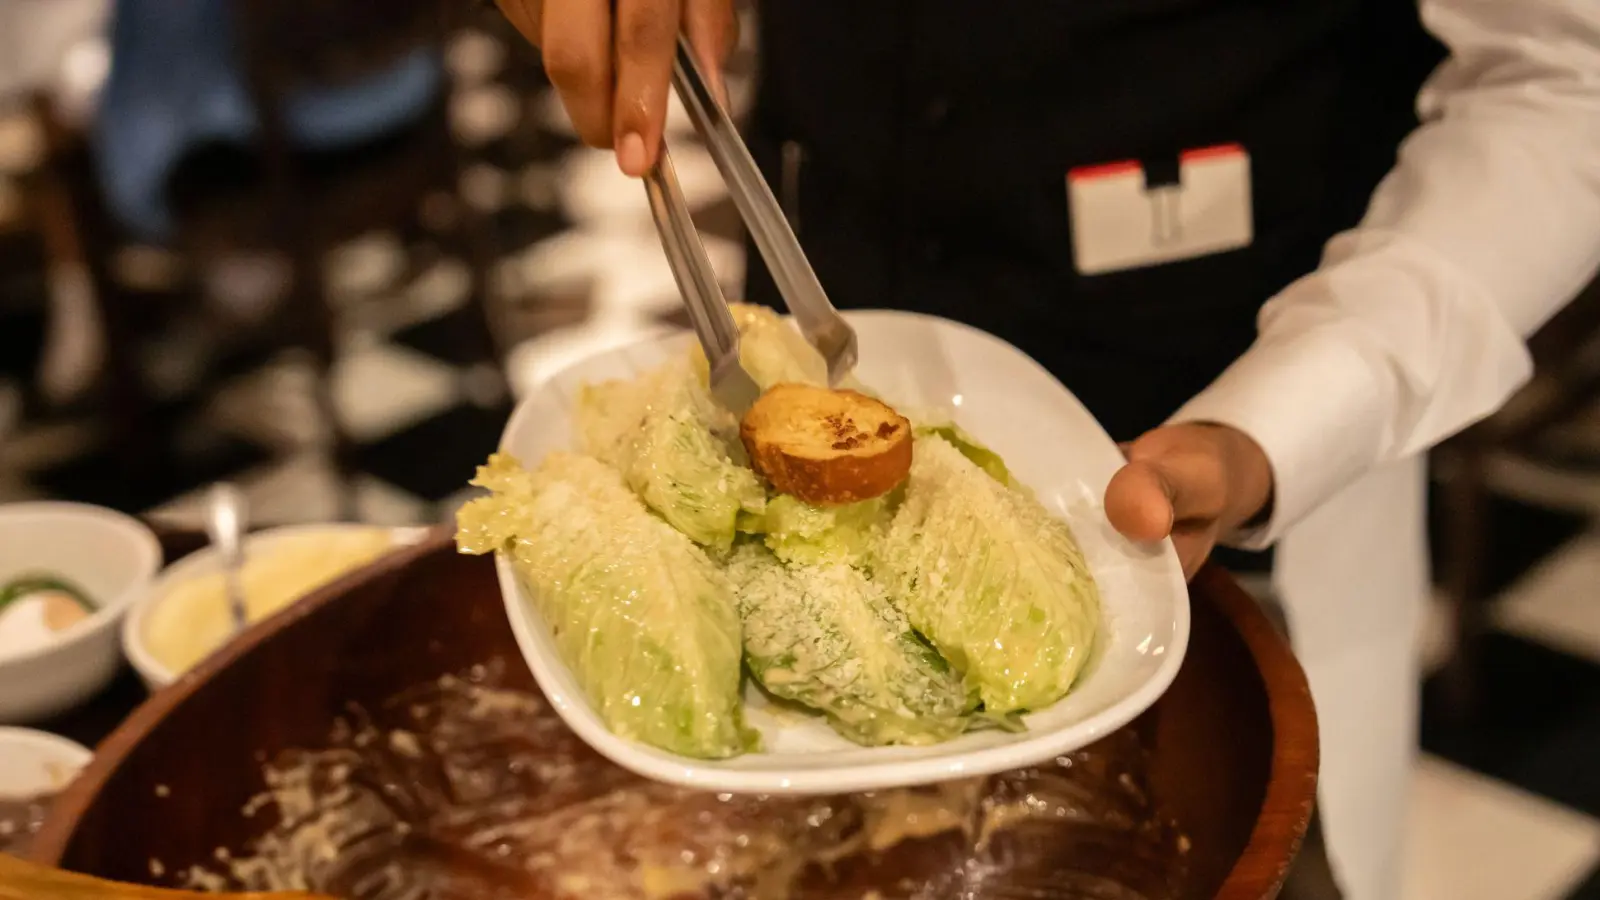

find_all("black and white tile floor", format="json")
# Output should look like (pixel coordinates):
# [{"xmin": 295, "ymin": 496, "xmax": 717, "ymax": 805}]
[{"xmin": 0, "ymin": 18, "xmax": 1598, "ymax": 900}]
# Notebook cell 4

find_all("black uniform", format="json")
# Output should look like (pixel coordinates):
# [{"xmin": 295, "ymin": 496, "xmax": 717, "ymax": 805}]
[{"xmin": 743, "ymin": 0, "xmax": 1445, "ymax": 443}]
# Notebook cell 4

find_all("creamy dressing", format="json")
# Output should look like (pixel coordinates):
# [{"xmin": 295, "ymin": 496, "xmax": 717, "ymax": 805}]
[
  {"xmin": 143, "ymin": 529, "xmax": 394, "ymax": 675},
  {"xmin": 186, "ymin": 662, "xmax": 1189, "ymax": 900}
]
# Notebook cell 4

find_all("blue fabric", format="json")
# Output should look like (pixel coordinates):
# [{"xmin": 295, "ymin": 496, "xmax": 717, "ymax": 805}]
[{"xmin": 92, "ymin": 0, "xmax": 442, "ymax": 241}]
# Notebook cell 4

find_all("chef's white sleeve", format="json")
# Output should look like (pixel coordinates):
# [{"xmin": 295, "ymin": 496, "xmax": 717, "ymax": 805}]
[{"xmin": 1169, "ymin": 0, "xmax": 1600, "ymax": 549}]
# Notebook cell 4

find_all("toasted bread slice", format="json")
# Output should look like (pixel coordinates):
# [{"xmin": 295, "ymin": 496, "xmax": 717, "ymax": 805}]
[{"xmin": 741, "ymin": 383, "xmax": 913, "ymax": 505}]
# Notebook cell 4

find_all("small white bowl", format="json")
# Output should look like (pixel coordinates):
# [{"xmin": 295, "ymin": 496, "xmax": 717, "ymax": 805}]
[
  {"xmin": 497, "ymin": 310, "xmax": 1190, "ymax": 795},
  {"xmin": 123, "ymin": 524, "xmax": 428, "ymax": 690},
  {"xmin": 0, "ymin": 727, "xmax": 92, "ymax": 798},
  {"xmin": 0, "ymin": 503, "xmax": 162, "ymax": 724}
]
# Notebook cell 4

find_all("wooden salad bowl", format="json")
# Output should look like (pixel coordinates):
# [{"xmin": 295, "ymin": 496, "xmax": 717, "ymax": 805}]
[{"xmin": 29, "ymin": 531, "xmax": 1317, "ymax": 900}]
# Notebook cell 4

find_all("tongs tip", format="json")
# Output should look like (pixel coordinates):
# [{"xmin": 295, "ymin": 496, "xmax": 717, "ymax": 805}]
[{"xmin": 709, "ymin": 355, "xmax": 762, "ymax": 415}]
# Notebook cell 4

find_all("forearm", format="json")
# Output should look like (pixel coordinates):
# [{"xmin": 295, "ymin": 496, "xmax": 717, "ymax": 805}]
[{"xmin": 1172, "ymin": 0, "xmax": 1600, "ymax": 547}]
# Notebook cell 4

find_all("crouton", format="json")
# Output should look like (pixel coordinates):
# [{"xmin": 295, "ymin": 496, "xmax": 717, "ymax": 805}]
[{"xmin": 740, "ymin": 383, "xmax": 913, "ymax": 505}]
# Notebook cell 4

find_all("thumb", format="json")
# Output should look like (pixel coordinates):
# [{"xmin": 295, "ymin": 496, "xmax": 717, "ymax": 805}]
[
  {"xmin": 1104, "ymin": 459, "xmax": 1176, "ymax": 543},
  {"xmin": 1104, "ymin": 427, "xmax": 1232, "ymax": 543}
]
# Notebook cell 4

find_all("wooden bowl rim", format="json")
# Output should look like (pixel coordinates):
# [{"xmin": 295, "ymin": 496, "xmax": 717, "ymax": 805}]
[
  {"xmin": 29, "ymin": 527, "xmax": 454, "ymax": 864},
  {"xmin": 1194, "ymin": 565, "xmax": 1321, "ymax": 899},
  {"xmin": 31, "ymin": 537, "xmax": 1317, "ymax": 900}
]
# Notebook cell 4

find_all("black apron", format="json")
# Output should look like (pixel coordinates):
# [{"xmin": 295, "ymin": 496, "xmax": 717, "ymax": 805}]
[{"xmin": 742, "ymin": 0, "xmax": 1444, "ymax": 443}]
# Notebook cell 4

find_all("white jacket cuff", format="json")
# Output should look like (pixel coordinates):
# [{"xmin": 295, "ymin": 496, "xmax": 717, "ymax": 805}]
[{"xmin": 1166, "ymin": 326, "xmax": 1391, "ymax": 550}]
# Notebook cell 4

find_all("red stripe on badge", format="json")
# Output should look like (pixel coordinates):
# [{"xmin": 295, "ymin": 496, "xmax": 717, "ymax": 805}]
[
  {"xmin": 1180, "ymin": 143, "xmax": 1247, "ymax": 164},
  {"xmin": 1067, "ymin": 160, "xmax": 1142, "ymax": 182}
]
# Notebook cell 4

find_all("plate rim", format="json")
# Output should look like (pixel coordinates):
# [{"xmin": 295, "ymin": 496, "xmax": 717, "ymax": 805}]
[{"xmin": 494, "ymin": 308, "xmax": 1191, "ymax": 794}]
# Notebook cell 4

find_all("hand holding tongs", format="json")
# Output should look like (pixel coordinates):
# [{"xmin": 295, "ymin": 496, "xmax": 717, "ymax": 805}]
[{"xmin": 642, "ymin": 37, "xmax": 857, "ymax": 414}]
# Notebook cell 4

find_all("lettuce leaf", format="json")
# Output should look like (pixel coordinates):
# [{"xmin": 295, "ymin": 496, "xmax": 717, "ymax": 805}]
[
  {"xmin": 689, "ymin": 303, "xmax": 875, "ymax": 395},
  {"xmin": 456, "ymin": 452, "xmax": 756, "ymax": 759},
  {"xmin": 577, "ymin": 360, "xmax": 765, "ymax": 551},
  {"xmin": 877, "ymin": 436, "xmax": 1100, "ymax": 714},
  {"xmin": 916, "ymin": 423, "xmax": 1017, "ymax": 488},
  {"xmin": 687, "ymin": 303, "xmax": 829, "ymax": 391},
  {"xmin": 726, "ymin": 543, "xmax": 970, "ymax": 746},
  {"xmin": 737, "ymin": 494, "xmax": 889, "ymax": 566}
]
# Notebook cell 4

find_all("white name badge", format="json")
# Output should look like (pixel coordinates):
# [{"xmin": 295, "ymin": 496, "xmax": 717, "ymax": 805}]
[{"xmin": 1067, "ymin": 144, "xmax": 1254, "ymax": 276}]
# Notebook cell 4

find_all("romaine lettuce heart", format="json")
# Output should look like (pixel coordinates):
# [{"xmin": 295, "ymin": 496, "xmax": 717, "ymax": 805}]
[
  {"xmin": 726, "ymin": 543, "xmax": 971, "ymax": 746},
  {"xmin": 457, "ymin": 452, "xmax": 756, "ymax": 759},
  {"xmin": 878, "ymin": 436, "xmax": 1101, "ymax": 714},
  {"xmin": 577, "ymin": 360, "xmax": 765, "ymax": 552}
]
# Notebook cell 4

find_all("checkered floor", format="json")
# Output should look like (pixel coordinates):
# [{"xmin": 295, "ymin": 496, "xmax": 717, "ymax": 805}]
[
  {"xmin": 1412, "ymin": 492, "xmax": 1600, "ymax": 899},
  {"xmin": 2, "ymin": 15, "xmax": 1600, "ymax": 900}
]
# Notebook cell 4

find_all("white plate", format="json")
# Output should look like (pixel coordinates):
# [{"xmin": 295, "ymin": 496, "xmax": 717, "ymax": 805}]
[
  {"xmin": 496, "ymin": 310, "xmax": 1190, "ymax": 794},
  {"xmin": 0, "ymin": 503, "xmax": 162, "ymax": 724},
  {"xmin": 0, "ymin": 727, "xmax": 92, "ymax": 797}
]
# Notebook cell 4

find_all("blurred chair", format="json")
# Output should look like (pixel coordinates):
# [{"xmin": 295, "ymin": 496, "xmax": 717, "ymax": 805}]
[
  {"xmin": 1434, "ymin": 275, "xmax": 1600, "ymax": 718},
  {"xmin": 34, "ymin": 0, "xmax": 504, "ymax": 514},
  {"xmin": 0, "ymin": 0, "xmax": 109, "ymax": 417},
  {"xmin": 0, "ymin": 0, "xmax": 108, "ymax": 107}
]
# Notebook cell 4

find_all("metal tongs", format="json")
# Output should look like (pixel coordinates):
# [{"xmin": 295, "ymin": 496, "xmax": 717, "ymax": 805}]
[{"xmin": 643, "ymin": 37, "xmax": 857, "ymax": 414}]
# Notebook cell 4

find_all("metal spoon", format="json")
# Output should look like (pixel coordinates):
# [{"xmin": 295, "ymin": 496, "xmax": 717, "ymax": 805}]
[
  {"xmin": 203, "ymin": 482, "xmax": 249, "ymax": 631},
  {"xmin": 0, "ymin": 853, "xmax": 333, "ymax": 900}
]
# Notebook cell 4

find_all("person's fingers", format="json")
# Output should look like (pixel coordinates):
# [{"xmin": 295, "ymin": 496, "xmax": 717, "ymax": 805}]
[
  {"xmin": 682, "ymin": 0, "xmax": 738, "ymax": 106},
  {"xmin": 1122, "ymin": 430, "xmax": 1231, "ymax": 524},
  {"xmin": 611, "ymin": 0, "xmax": 681, "ymax": 176},
  {"xmin": 1171, "ymin": 524, "xmax": 1219, "ymax": 581},
  {"xmin": 1106, "ymin": 424, "xmax": 1264, "ymax": 579},
  {"xmin": 495, "ymin": 0, "xmax": 543, "ymax": 46},
  {"xmin": 1105, "ymin": 426, "xmax": 1232, "ymax": 546},
  {"xmin": 1105, "ymin": 458, "xmax": 1222, "ymax": 576},
  {"xmin": 541, "ymin": 0, "xmax": 614, "ymax": 148},
  {"xmin": 1104, "ymin": 460, "xmax": 1176, "ymax": 543}
]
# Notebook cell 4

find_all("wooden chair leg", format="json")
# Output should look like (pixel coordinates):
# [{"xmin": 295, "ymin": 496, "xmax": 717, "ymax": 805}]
[
  {"xmin": 311, "ymin": 365, "xmax": 359, "ymax": 522},
  {"xmin": 284, "ymin": 244, "xmax": 358, "ymax": 523},
  {"xmin": 274, "ymin": 257, "xmax": 355, "ymax": 521},
  {"xmin": 1436, "ymin": 442, "xmax": 1492, "ymax": 723},
  {"xmin": 444, "ymin": 109, "xmax": 510, "ymax": 386},
  {"xmin": 30, "ymin": 94, "xmax": 163, "ymax": 477},
  {"xmin": 239, "ymin": 35, "xmax": 364, "ymax": 523}
]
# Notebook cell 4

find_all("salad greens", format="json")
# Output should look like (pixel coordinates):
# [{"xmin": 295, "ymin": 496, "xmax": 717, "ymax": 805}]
[
  {"xmin": 456, "ymin": 312, "xmax": 1103, "ymax": 758},
  {"xmin": 577, "ymin": 360, "xmax": 765, "ymax": 552},
  {"xmin": 456, "ymin": 452, "xmax": 756, "ymax": 759},
  {"xmin": 690, "ymin": 303, "xmax": 829, "ymax": 391},
  {"xmin": 917, "ymin": 422, "xmax": 1018, "ymax": 488},
  {"xmin": 878, "ymin": 435, "xmax": 1101, "ymax": 714},
  {"xmin": 737, "ymin": 494, "xmax": 889, "ymax": 567},
  {"xmin": 726, "ymin": 544, "xmax": 971, "ymax": 746}
]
